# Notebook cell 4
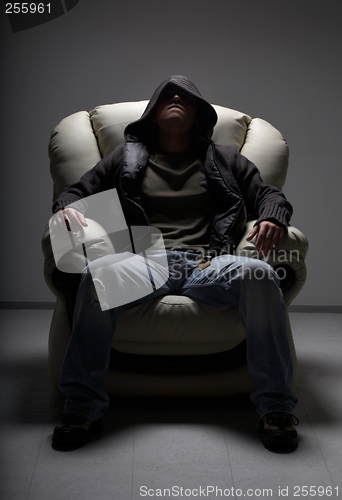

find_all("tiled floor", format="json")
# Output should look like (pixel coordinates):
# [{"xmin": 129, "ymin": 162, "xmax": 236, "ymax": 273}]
[{"xmin": 0, "ymin": 310, "xmax": 341, "ymax": 500}]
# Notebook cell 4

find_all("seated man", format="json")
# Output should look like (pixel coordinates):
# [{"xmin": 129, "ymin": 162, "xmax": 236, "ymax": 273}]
[{"xmin": 51, "ymin": 75, "xmax": 299, "ymax": 451}]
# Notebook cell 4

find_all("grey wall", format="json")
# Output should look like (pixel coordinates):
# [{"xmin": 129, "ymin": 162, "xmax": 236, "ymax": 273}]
[{"xmin": 1, "ymin": 0, "xmax": 341, "ymax": 307}]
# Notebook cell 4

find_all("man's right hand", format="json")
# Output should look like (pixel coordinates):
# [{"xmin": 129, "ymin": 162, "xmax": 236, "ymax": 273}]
[{"xmin": 52, "ymin": 208, "xmax": 88, "ymax": 233}]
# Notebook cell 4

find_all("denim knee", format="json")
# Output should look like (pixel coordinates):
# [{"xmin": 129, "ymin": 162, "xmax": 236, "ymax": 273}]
[
  {"xmin": 78, "ymin": 268, "xmax": 100, "ymax": 304},
  {"xmin": 240, "ymin": 259, "xmax": 279, "ymax": 284}
]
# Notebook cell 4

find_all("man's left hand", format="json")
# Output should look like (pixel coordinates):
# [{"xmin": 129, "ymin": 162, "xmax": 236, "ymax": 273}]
[{"xmin": 246, "ymin": 221, "xmax": 285, "ymax": 254}]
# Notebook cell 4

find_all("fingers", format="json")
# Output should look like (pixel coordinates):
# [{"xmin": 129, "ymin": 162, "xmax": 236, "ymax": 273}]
[
  {"xmin": 51, "ymin": 211, "xmax": 67, "ymax": 233},
  {"xmin": 70, "ymin": 210, "xmax": 88, "ymax": 232},
  {"xmin": 270, "ymin": 226, "xmax": 284, "ymax": 250},
  {"xmin": 247, "ymin": 222, "xmax": 284, "ymax": 254},
  {"xmin": 246, "ymin": 226, "xmax": 259, "ymax": 241},
  {"xmin": 52, "ymin": 208, "xmax": 88, "ymax": 233}
]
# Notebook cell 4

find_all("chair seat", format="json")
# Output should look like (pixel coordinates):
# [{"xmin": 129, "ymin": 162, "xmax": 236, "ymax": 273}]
[{"xmin": 114, "ymin": 295, "xmax": 246, "ymax": 355}]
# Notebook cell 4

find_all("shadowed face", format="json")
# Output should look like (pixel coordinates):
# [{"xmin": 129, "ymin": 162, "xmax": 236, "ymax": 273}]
[{"xmin": 153, "ymin": 85, "xmax": 197, "ymax": 135}]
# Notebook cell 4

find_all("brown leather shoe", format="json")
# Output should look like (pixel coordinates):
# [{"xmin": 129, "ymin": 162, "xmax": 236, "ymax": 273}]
[
  {"xmin": 260, "ymin": 412, "xmax": 299, "ymax": 449},
  {"xmin": 52, "ymin": 412, "xmax": 102, "ymax": 451}
]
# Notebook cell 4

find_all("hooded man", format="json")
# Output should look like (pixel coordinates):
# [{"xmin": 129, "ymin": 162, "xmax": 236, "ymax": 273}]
[{"xmin": 51, "ymin": 76, "xmax": 299, "ymax": 451}]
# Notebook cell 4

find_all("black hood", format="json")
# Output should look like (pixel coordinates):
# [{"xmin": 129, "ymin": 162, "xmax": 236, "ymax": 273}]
[{"xmin": 124, "ymin": 75, "xmax": 218, "ymax": 143}]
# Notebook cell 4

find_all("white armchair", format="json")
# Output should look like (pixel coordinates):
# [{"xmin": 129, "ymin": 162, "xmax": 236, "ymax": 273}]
[{"xmin": 42, "ymin": 101, "xmax": 308, "ymax": 396}]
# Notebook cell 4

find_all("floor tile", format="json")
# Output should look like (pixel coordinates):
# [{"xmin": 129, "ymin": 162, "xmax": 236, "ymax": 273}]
[
  {"xmin": 131, "ymin": 418, "xmax": 233, "ymax": 500},
  {"xmin": 0, "ymin": 416, "xmax": 46, "ymax": 463},
  {"xmin": 334, "ymin": 314, "xmax": 342, "ymax": 330},
  {"xmin": 29, "ymin": 412, "xmax": 135, "ymax": 500},
  {"xmin": 290, "ymin": 312, "xmax": 342, "ymax": 340},
  {"xmin": 224, "ymin": 413, "xmax": 335, "ymax": 496},
  {"xmin": 1, "ymin": 310, "xmax": 342, "ymax": 500},
  {"xmin": 0, "ymin": 460, "xmax": 37, "ymax": 500}
]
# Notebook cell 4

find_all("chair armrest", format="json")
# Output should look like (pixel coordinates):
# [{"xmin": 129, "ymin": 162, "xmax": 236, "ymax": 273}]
[{"xmin": 236, "ymin": 220, "xmax": 309, "ymax": 305}]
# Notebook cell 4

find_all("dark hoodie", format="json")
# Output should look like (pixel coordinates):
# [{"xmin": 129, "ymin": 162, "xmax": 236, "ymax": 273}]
[
  {"xmin": 124, "ymin": 75, "xmax": 218, "ymax": 144},
  {"xmin": 52, "ymin": 75, "xmax": 293, "ymax": 255}
]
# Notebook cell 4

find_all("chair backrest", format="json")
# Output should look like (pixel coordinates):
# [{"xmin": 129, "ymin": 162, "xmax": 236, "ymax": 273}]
[{"xmin": 49, "ymin": 101, "xmax": 289, "ymax": 202}]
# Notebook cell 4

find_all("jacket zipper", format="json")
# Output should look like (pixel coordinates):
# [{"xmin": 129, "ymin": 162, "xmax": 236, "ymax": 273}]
[{"xmin": 119, "ymin": 159, "xmax": 150, "ymax": 226}]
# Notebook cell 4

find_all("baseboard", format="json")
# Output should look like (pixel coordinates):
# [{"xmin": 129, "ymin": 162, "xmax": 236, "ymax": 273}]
[
  {"xmin": 0, "ymin": 301, "xmax": 56, "ymax": 309},
  {"xmin": 0, "ymin": 301, "xmax": 341, "ymax": 313},
  {"xmin": 288, "ymin": 304, "xmax": 342, "ymax": 313}
]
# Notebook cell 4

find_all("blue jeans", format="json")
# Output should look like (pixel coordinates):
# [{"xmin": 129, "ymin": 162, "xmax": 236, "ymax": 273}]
[{"xmin": 59, "ymin": 251, "xmax": 298, "ymax": 420}]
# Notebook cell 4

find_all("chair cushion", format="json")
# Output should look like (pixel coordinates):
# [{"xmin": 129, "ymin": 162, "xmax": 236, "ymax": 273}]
[
  {"xmin": 90, "ymin": 101, "xmax": 148, "ymax": 158},
  {"xmin": 114, "ymin": 295, "xmax": 246, "ymax": 355}
]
